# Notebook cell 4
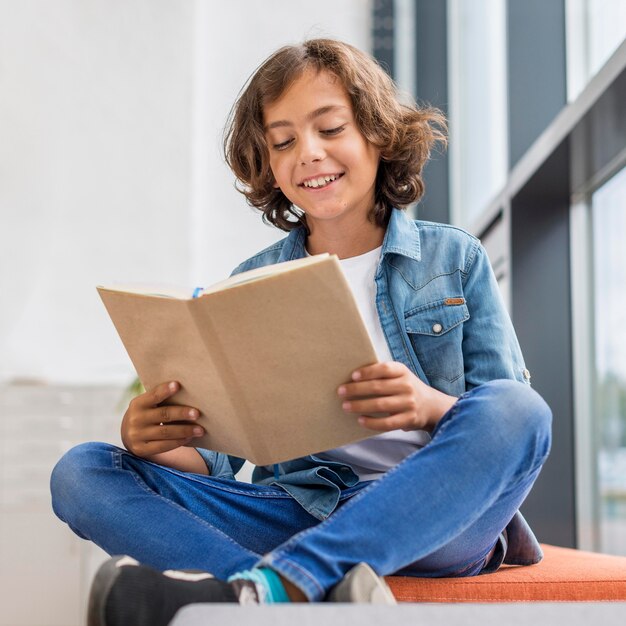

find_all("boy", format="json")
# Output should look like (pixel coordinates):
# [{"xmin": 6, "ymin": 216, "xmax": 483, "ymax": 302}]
[{"xmin": 51, "ymin": 39, "xmax": 551, "ymax": 625}]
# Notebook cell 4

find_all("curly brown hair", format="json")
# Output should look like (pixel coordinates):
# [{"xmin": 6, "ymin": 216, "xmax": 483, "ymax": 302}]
[{"xmin": 224, "ymin": 38, "xmax": 447, "ymax": 232}]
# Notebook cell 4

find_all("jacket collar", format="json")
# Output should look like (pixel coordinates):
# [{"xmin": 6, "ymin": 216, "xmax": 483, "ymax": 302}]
[
  {"xmin": 277, "ymin": 225, "xmax": 308, "ymax": 262},
  {"xmin": 380, "ymin": 208, "xmax": 421, "ymax": 262},
  {"xmin": 277, "ymin": 208, "xmax": 421, "ymax": 263}
]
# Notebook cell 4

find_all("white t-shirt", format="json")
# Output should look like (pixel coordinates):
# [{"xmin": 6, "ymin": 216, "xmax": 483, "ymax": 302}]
[{"xmin": 315, "ymin": 246, "xmax": 430, "ymax": 480}]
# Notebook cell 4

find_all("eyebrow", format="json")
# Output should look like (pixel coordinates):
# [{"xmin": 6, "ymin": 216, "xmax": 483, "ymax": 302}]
[{"xmin": 264, "ymin": 105, "xmax": 348, "ymax": 131}]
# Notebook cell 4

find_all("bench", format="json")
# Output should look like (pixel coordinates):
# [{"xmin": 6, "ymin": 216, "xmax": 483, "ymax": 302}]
[{"xmin": 386, "ymin": 544, "xmax": 626, "ymax": 602}]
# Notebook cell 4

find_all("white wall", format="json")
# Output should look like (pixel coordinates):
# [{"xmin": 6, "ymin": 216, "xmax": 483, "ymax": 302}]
[
  {"xmin": 0, "ymin": 4, "xmax": 372, "ymax": 625},
  {"xmin": 0, "ymin": 0, "xmax": 372, "ymax": 386}
]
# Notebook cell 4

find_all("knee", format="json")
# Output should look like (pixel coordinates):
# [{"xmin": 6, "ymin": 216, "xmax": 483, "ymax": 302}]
[
  {"xmin": 50, "ymin": 441, "xmax": 117, "ymax": 521},
  {"xmin": 467, "ymin": 380, "xmax": 552, "ymax": 463}
]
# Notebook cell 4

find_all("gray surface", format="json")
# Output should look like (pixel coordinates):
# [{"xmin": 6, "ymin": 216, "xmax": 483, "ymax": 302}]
[
  {"xmin": 413, "ymin": 0, "xmax": 449, "ymax": 225},
  {"xmin": 507, "ymin": 0, "xmax": 567, "ymax": 168},
  {"xmin": 510, "ymin": 142, "xmax": 576, "ymax": 548},
  {"xmin": 372, "ymin": 0, "xmax": 394, "ymax": 76},
  {"xmin": 171, "ymin": 602, "xmax": 626, "ymax": 626}
]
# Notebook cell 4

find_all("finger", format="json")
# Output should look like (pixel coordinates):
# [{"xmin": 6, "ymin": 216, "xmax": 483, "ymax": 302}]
[
  {"xmin": 357, "ymin": 412, "xmax": 417, "ymax": 432},
  {"xmin": 136, "ymin": 437, "xmax": 195, "ymax": 457},
  {"xmin": 135, "ymin": 381, "xmax": 180, "ymax": 409},
  {"xmin": 350, "ymin": 362, "xmax": 406, "ymax": 382},
  {"xmin": 342, "ymin": 394, "xmax": 411, "ymax": 416},
  {"xmin": 338, "ymin": 377, "xmax": 410, "ymax": 400},
  {"xmin": 144, "ymin": 405, "xmax": 200, "ymax": 426},
  {"xmin": 144, "ymin": 422, "xmax": 205, "ymax": 442}
]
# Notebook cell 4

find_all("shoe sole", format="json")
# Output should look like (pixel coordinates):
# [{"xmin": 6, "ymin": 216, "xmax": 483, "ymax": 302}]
[{"xmin": 87, "ymin": 556, "xmax": 128, "ymax": 626}]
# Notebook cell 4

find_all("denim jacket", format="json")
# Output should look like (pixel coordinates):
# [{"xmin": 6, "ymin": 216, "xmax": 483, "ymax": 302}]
[{"xmin": 197, "ymin": 208, "xmax": 542, "ymax": 565}]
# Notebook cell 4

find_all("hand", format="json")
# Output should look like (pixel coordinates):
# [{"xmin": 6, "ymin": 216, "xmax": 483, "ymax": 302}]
[
  {"xmin": 121, "ymin": 381, "xmax": 205, "ymax": 458},
  {"xmin": 337, "ymin": 362, "xmax": 457, "ymax": 433}
]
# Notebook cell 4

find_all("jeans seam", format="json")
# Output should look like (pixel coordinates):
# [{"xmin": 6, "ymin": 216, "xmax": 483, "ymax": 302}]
[
  {"xmin": 268, "ymin": 443, "xmax": 424, "ymax": 561},
  {"xmin": 262, "ymin": 554, "xmax": 325, "ymax": 600},
  {"xmin": 124, "ymin": 452, "xmax": 291, "ymax": 499},
  {"xmin": 275, "ymin": 485, "xmax": 327, "ymax": 521},
  {"xmin": 428, "ymin": 370, "xmax": 465, "ymax": 384},
  {"xmin": 113, "ymin": 449, "xmax": 122, "ymax": 470},
  {"xmin": 452, "ymin": 556, "xmax": 487, "ymax": 577},
  {"xmin": 268, "ymin": 510, "xmax": 333, "ymax": 556},
  {"xmin": 506, "ymin": 431, "xmax": 552, "ymax": 488},
  {"xmin": 115, "ymin": 450, "xmax": 261, "ymax": 560}
]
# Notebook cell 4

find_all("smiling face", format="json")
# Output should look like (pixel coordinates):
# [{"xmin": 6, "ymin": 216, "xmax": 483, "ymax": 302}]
[{"xmin": 263, "ymin": 69, "xmax": 381, "ymax": 236}]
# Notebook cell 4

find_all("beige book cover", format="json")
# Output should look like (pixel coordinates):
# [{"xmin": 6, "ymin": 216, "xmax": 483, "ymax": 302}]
[{"xmin": 97, "ymin": 254, "xmax": 379, "ymax": 466}]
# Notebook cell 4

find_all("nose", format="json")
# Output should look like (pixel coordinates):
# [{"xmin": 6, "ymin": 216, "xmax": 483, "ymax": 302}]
[{"xmin": 297, "ymin": 132, "xmax": 325, "ymax": 165}]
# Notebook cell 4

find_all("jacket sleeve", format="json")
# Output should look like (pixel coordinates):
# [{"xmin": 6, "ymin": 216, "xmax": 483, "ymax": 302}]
[
  {"xmin": 461, "ymin": 243, "xmax": 530, "ymax": 390},
  {"xmin": 195, "ymin": 448, "xmax": 247, "ymax": 477}
]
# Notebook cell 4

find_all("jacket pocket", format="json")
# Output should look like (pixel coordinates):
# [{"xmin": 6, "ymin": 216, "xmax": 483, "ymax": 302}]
[{"xmin": 405, "ymin": 298, "xmax": 469, "ymax": 384}]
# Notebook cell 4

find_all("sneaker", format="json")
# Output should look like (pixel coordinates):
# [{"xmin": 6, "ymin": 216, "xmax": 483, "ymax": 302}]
[
  {"xmin": 87, "ymin": 556, "xmax": 259, "ymax": 626},
  {"xmin": 327, "ymin": 563, "xmax": 397, "ymax": 604}
]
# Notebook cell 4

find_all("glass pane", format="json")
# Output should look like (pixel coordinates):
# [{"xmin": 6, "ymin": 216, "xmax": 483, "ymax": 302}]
[
  {"xmin": 588, "ymin": 0, "xmax": 626, "ymax": 79},
  {"xmin": 448, "ymin": 0, "xmax": 507, "ymax": 226},
  {"xmin": 592, "ymin": 165, "xmax": 626, "ymax": 555},
  {"xmin": 566, "ymin": 0, "xmax": 626, "ymax": 101}
]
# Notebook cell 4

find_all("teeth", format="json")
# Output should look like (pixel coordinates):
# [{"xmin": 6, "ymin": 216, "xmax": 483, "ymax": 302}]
[{"xmin": 304, "ymin": 174, "xmax": 338, "ymax": 188}]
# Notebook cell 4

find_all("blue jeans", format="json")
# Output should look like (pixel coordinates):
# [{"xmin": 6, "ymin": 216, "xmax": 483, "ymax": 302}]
[{"xmin": 50, "ymin": 380, "xmax": 551, "ymax": 601}]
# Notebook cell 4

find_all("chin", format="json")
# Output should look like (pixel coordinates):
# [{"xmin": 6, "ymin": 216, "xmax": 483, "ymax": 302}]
[{"xmin": 302, "ymin": 203, "xmax": 351, "ymax": 220}]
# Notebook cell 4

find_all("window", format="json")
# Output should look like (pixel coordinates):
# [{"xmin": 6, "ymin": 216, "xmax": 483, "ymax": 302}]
[
  {"xmin": 591, "ymin": 165, "xmax": 626, "ymax": 555},
  {"xmin": 566, "ymin": 0, "xmax": 626, "ymax": 101},
  {"xmin": 448, "ymin": 0, "xmax": 507, "ymax": 227}
]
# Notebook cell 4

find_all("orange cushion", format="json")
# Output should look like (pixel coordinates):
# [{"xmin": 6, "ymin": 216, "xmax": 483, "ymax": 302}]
[{"xmin": 386, "ymin": 544, "xmax": 626, "ymax": 602}]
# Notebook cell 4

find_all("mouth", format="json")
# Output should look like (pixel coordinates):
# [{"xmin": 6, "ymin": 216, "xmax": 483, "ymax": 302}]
[{"xmin": 298, "ymin": 172, "xmax": 344, "ymax": 190}]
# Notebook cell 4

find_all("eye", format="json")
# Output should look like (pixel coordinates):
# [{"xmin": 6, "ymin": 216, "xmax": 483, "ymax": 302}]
[
  {"xmin": 272, "ymin": 138, "xmax": 294, "ymax": 151},
  {"xmin": 321, "ymin": 125, "xmax": 346, "ymax": 136}
]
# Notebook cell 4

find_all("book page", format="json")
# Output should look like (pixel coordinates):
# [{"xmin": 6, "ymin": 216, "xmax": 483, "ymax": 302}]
[
  {"xmin": 198, "ymin": 253, "xmax": 330, "ymax": 296},
  {"xmin": 98, "ymin": 254, "xmax": 331, "ymax": 300},
  {"xmin": 97, "ymin": 284, "xmax": 198, "ymax": 299}
]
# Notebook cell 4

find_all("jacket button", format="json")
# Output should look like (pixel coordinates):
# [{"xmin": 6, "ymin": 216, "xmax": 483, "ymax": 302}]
[
  {"xmin": 432, "ymin": 323, "xmax": 443, "ymax": 334},
  {"xmin": 523, "ymin": 368, "xmax": 531, "ymax": 381}
]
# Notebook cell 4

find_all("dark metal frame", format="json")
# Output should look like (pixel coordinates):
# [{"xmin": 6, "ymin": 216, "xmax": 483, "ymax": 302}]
[{"xmin": 373, "ymin": 0, "xmax": 626, "ymax": 549}]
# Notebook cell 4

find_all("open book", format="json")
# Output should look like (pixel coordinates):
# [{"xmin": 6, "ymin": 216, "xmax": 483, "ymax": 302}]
[{"xmin": 97, "ymin": 254, "xmax": 379, "ymax": 465}]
